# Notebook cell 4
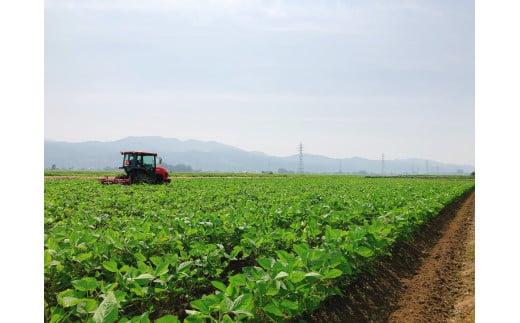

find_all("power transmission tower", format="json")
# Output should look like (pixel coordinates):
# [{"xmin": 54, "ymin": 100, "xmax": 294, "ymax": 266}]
[
  {"xmin": 298, "ymin": 143, "xmax": 304, "ymax": 174},
  {"xmin": 381, "ymin": 153, "xmax": 385, "ymax": 176}
]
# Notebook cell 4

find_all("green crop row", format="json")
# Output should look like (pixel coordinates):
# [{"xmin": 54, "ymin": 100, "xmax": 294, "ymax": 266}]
[{"xmin": 44, "ymin": 177, "xmax": 474, "ymax": 322}]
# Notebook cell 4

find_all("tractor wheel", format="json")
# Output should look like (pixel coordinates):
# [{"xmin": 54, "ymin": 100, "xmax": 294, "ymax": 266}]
[
  {"xmin": 156, "ymin": 174, "xmax": 164, "ymax": 184},
  {"xmin": 134, "ymin": 173, "xmax": 155, "ymax": 184}
]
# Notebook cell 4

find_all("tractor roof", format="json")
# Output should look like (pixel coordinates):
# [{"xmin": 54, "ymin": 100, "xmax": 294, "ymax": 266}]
[{"xmin": 120, "ymin": 151, "xmax": 158, "ymax": 156}]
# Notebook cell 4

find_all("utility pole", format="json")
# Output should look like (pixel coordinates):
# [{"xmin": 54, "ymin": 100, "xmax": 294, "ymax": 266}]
[{"xmin": 298, "ymin": 143, "xmax": 304, "ymax": 174}]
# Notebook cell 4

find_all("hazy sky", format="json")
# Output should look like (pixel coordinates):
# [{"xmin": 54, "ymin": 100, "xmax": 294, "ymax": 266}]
[{"xmin": 44, "ymin": 0, "xmax": 475, "ymax": 165}]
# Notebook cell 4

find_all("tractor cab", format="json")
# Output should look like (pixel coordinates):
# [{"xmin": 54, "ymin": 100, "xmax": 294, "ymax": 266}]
[{"xmin": 122, "ymin": 152, "xmax": 156, "ymax": 174}]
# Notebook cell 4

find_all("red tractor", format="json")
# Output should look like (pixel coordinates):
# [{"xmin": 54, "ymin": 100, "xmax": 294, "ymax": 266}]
[{"xmin": 100, "ymin": 151, "xmax": 171, "ymax": 185}]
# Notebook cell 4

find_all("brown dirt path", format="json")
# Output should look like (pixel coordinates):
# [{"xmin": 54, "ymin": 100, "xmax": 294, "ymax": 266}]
[
  {"xmin": 306, "ymin": 190, "xmax": 475, "ymax": 322},
  {"xmin": 388, "ymin": 191, "xmax": 475, "ymax": 322}
]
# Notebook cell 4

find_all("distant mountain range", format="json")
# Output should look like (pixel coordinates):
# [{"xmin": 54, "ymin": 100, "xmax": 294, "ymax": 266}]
[{"xmin": 44, "ymin": 136, "xmax": 475, "ymax": 174}]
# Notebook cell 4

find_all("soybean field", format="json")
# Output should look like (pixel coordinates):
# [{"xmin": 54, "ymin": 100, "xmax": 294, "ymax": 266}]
[{"xmin": 44, "ymin": 176, "xmax": 474, "ymax": 322}]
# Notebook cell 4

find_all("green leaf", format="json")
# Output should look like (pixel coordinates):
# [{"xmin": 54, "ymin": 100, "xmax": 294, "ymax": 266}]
[
  {"xmin": 211, "ymin": 281, "xmax": 227, "ymax": 293},
  {"xmin": 281, "ymin": 299, "xmax": 299, "ymax": 310},
  {"xmin": 129, "ymin": 312, "xmax": 150, "ymax": 323},
  {"xmin": 103, "ymin": 260, "xmax": 119, "ymax": 273},
  {"xmin": 44, "ymin": 250, "xmax": 53, "ymax": 267},
  {"xmin": 155, "ymin": 315, "xmax": 180, "ymax": 323},
  {"xmin": 184, "ymin": 310, "xmax": 200, "ymax": 315},
  {"xmin": 305, "ymin": 272, "xmax": 322, "ymax": 278},
  {"xmin": 289, "ymin": 271, "xmax": 306, "ymax": 283},
  {"xmin": 356, "ymin": 246, "xmax": 374, "ymax": 258},
  {"xmin": 266, "ymin": 283, "xmax": 279, "ymax": 296},
  {"xmin": 228, "ymin": 273, "xmax": 246, "ymax": 286},
  {"xmin": 230, "ymin": 246, "xmax": 242, "ymax": 259},
  {"xmin": 184, "ymin": 309, "xmax": 210, "ymax": 323},
  {"xmin": 231, "ymin": 309, "xmax": 253, "ymax": 318},
  {"xmin": 222, "ymin": 295, "xmax": 234, "ymax": 312},
  {"xmin": 177, "ymin": 261, "xmax": 192, "ymax": 272},
  {"xmin": 133, "ymin": 273, "xmax": 155, "ymax": 283},
  {"xmin": 275, "ymin": 250, "xmax": 293, "ymax": 264},
  {"xmin": 230, "ymin": 294, "xmax": 247, "ymax": 311},
  {"xmin": 257, "ymin": 257, "xmax": 272, "ymax": 270},
  {"xmin": 293, "ymin": 243, "xmax": 310, "ymax": 261},
  {"xmin": 75, "ymin": 298, "xmax": 98, "ymax": 314},
  {"xmin": 343, "ymin": 262, "xmax": 353, "ymax": 275},
  {"xmin": 323, "ymin": 268, "xmax": 343, "ymax": 279},
  {"xmin": 263, "ymin": 303, "xmax": 284, "ymax": 317},
  {"xmin": 75, "ymin": 252, "xmax": 93, "ymax": 261},
  {"xmin": 71, "ymin": 277, "xmax": 98, "ymax": 292},
  {"xmin": 134, "ymin": 274, "xmax": 155, "ymax": 280},
  {"xmin": 191, "ymin": 295, "xmax": 219, "ymax": 314},
  {"xmin": 149, "ymin": 256, "xmax": 163, "ymax": 267},
  {"xmin": 84, "ymin": 298, "xmax": 99, "ymax": 312},
  {"xmin": 60, "ymin": 296, "xmax": 82, "ymax": 308},
  {"xmin": 130, "ymin": 286, "xmax": 146, "ymax": 297},
  {"xmin": 49, "ymin": 306, "xmax": 66, "ymax": 323},
  {"xmin": 274, "ymin": 271, "xmax": 288, "ymax": 280},
  {"xmin": 154, "ymin": 262, "xmax": 169, "ymax": 276},
  {"xmin": 57, "ymin": 289, "xmax": 80, "ymax": 307},
  {"xmin": 93, "ymin": 291, "xmax": 118, "ymax": 323},
  {"xmin": 134, "ymin": 252, "xmax": 146, "ymax": 262}
]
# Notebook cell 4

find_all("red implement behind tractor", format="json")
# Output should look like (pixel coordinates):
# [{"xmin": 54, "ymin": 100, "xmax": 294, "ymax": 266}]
[{"xmin": 100, "ymin": 151, "xmax": 171, "ymax": 185}]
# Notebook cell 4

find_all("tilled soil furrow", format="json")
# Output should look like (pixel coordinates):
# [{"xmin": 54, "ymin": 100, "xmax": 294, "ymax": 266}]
[{"xmin": 305, "ymin": 190, "xmax": 475, "ymax": 323}]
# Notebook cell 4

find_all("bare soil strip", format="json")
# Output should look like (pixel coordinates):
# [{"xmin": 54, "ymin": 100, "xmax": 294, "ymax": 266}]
[{"xmin": 305, "ymin": 190, "xmax": 475, "ymax": 322}]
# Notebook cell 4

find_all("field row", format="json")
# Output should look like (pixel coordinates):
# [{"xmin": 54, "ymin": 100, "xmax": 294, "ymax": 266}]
[{"xmin": 44, "ymin": 176, "xmax": 474, "ymax": 322}]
